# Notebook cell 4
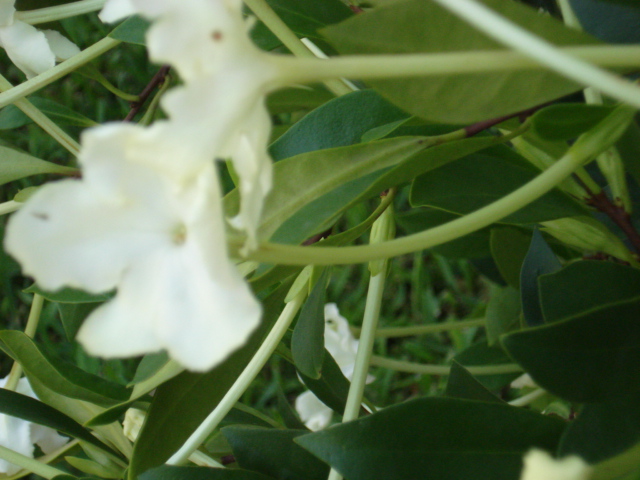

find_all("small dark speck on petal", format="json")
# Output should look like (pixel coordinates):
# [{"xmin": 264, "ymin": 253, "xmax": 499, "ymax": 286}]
[
  {"xmin": 32, "ymin": 212, "xmax": 49, "ymax": 221},
  {"xmin": 211, "ymin": 30, "xmax": 223, "ymax": 41}
]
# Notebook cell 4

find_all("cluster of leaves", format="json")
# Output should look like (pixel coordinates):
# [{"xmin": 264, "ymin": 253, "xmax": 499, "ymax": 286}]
[{"xmin": 0, "ymin": 0, "xmax": 640, "ymax": 480}]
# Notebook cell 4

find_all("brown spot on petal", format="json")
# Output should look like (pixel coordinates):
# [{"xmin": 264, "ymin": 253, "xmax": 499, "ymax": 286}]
[
  {"xmin": 32, "ymin": 212, "xmax": 49, "ymax": 221},
  {"xmin": 211, "ymin": 30, "xmax": 223, "ymax": 41}
]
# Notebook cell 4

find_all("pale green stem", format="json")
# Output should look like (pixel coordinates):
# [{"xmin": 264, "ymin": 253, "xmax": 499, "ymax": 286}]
[
  {"xmin": 429, "ymin": 0, "xmax": 640, "ymax": 108},
  {"xmin": 93, "ymin": 77, "xmax": 140, "ymax": 103},
  {"xmin": 189, "ymin": 451, "xmax": 224, "ymax": 469},
  {"xmin": 239, "ymin": 114, "xmax": 623, "ymax": 266},
  {"xmin": 0, "ymin": 74, "xmax": 80, "ymax": 155},
  {"xmin": 0, "ymin": 201, "xmax": 21, "ymax": 216},
  {"xmin": 166, "ymin": 290, "xmax": 306, "ymax": 465},
  {"xmin": 139, "ymin": 73, "xmax": 172, "ymax": 125},
  {"xmin": 353, "ymin": 318, "xmax": 486, "ymax": 338},
  {"xmin": 15, "ymin": 0, "xmax": 107, "ymax": 24},
  {"xmin": 0, "ymin": 37, "xmax": 121, "ymax": 110},
  {"xmin": 4, "ymin": 294, "xmax": 44, "ymax": 391},
  {"xmin": 370, "ymin": 356, "xmax": 523, "ymax": 376},
  {"xmin": 558, "ymin": 0, "xmax": 632, "ymax": 211},
  {"xmin": 508, "ymin": 388, "xmax": 546, "ymax": 407},
  {"xmin": 273, "ymin": 45, "xmax": 640, "ymax": 85},
  {"xmin": 242, "ymin": 0, "xmax": 353, "ymax": 96},
  {"xmin": 0, "ymin": 445, "xmax": 65, "ymax": 479},
  {"xmin": 328, "ymin": 205, "xmax": 394, "ymax": 480}
]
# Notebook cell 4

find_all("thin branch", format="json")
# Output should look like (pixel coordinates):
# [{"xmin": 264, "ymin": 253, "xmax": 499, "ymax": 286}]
[{"xmin": 124, "ymin": 65, "xmax": 171, "ymax": 122}]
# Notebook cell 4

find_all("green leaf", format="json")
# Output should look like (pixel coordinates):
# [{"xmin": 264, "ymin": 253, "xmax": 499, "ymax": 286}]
[
  {"xmin": 57, "ymin": 302, "xmax": 101, "ymax": 340},
  {"xmin": 530, "ymin": 104, "xmax": 616, "ymax": 141},
  {"xmin": 490, "ymin": 227, "xmax": 533, "ymax": 289},
  {"xmin": 570, "ymin": 0, "xmax": 640, "ymax": 42},
  {"xmin": 297, "ymin": 347, "xmax": 350, "ymax": 414},
  {"xmin": 269, "ymin": 90, "xmax": 408, "ymax": 161},
  {"xmin": 223, "ymin": 427, "xmax": 329, "ymax": 480},
  {"xmin": 0, "ymin": 388, "xmax": 121, "ymax": 459},
  {"xmin": 445, "ymin": 361, "xmax": 502, "ymax": 403},
  {"xmin": 485, "ymin": 285, "xmax": 521, "ymax": 346},
  {"xmin": 520, "ymin": 229, "xmax": 562, "ymax": 327},
  {"xmin": 559, "ymin": 392, "xmax": 640, "ymax": 464},
  {"xmin": 591, "ymin": 443, "xmax": 640, "ymax": 480},
  {"xmin": 109, "ymin": 15, "xmax": 150, "ymax": 45},
  {"xmin": 266, "ymin": 87, "xmax": 335, "ymax": 115},
  {"xmin": 0, "ymin": 146, "xmax": 76, "ymax": 185},
  {"xmin": 296, "ymin": 397, "xmax": 566, "ymax": 480},
  {"xmin": 129, "ymin": 352, "xmax": 171, "ymax": 386},
  {"xmin": 410, "ymin": 151, "xmax": 587, "ymax": 223},
  {"xmin": 128, "ymin": 280, "xmax": 293, "ymax": 479},
  {"xmin": 24, "ymin": 285, "xmax": 113, "ymax": 303},
  {"xmin": 321, "ymin": 0, "xmax": 598, "ymax": 123},
  {"xmin": 0, "ymin": 331, "xmax": 129, "ymax": 407},
  {"xmin": 538, "ymin": 260, "xmax": 640, "ymax": 323},
  {"xmin": 0, "ymin": 97, "xmax": 97, "ymax": 129},
  {"xmin": 140, "ymin": 466, "xmax": 275, "ymax": 480},
  {"xmin": 502, "ymin": 296, "xmax": 640, "ymax": 403},
  {"xmin": 64, "ymin": 457, "xmax": 123, "ymax": 479},
  {"xmin": 454, "ymin": 341, "xmax": 520, "ymax": 391},
  {"xmin": 292, "ymin": 269, "xmax": 329, "ymax": 379},
  {"xmin": 275, "ymin": 385, "xmax": 307, "ymax": 431}
]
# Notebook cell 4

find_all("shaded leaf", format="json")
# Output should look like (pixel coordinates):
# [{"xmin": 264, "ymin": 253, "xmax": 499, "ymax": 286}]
[
  {"xmin": 0, "ymin": 97, "xmax": 96, "ymax": 129},
  {"xmin": 445, "ymin": 361, "xmax": 502, "ymax": 403},
  {"xmin": 490, "ymin": 226, "xmax": 533, "ymax": 289},
  {"xmin": 25, "ymin": 285, "xmax": 113, "ymax": 303},
  {"xmin": 0, "ymin": 146, "xmax": 76, "ymax": 185},
  {"xmin": 297, "ymin": 348, "xmax": 350, "ymax": 415},
  {"xmin": 530, "ymin": 104, "xmax": 616, "ymax": 141},
  {"xmin": 454, "ymin": 341, "xmax": 521, "ymax": 391},
  {"xmin": 141, "ymin": 465, "xmax": 275, "ymax": 480},
  {"xmin": 485, "ymin": 285, "xmax": 521, "ymax": 346},
  {"xmin": 109, "ymin": 15, "xmax": 149, "ymax": 45},
  {"xmin": 57, "ymin": 302, "xmax": 101, "ymax": 341}
]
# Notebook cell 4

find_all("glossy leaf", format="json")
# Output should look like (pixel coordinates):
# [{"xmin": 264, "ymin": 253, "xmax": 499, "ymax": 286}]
[
  {"xmin": 224, "ymin": 427, "xmax": 329, "ymax": 480},
  {"xmin": 109, "ymin": 15, "xmax": 150, "ymax": 45},
  {"xmin": 520, "ymin": 229, "xmax": 561, "ymax": 327},
  {"xmin": 0, "ymin": 388, "xmax": 121, "ymax": 458},
  {"xmin": 490, "ymin": 226, "xmax": 532, "ymax": 289},
  {"xmin": 296, "ymin": 397, "xmax": 566, "ymax": 480},
  {"xmin": 530, "ymin": 104, "xmax": 616, "ymax": 141},
  {"xmin": 538, "ymin": 260, "xmax": 640, "ymax": 323},
  {"xmin": 321, "ymin": 0, "xmax": 598, "ymax": 123},
  {"xmin": 128, "ymin": 280, "xmax": 293, "ymax": 479},
  {"xmin": 0, "ymin": 97, "xmax": 96, "ymax": 129},
  {"xmin": 502, "ymin": 296, "xmax": 640, "ymax": 403},
  {"xmin": 292, "ymin": 269, "xmax": 329, "ymax": 379},
  {"xmin": 141, "ymin": 466, "xmax": 275, "ymax": 480},
  {"xmin": 0, "ymin": 331, "xmax": 129, "ymax": 406},
  {"xmin": 0, "ymin": 146, "xmax": 76, "ymax": 186},
  {"xmin": 445, "ymin": 362, "xmax": 502, "ymax": 403}
]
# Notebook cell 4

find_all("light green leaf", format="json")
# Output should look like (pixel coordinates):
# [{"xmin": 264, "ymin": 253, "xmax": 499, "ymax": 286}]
[
  {"xmin": 109, "ymin": 15, "xmax": 150, "ymax": 45},
  {"xmin": 0, "ymin": 146, "xmax": 76, "ymax": 186},
  {"xmin": 0, "ymin": 97, "xmax": 97, "ymax": 129}
]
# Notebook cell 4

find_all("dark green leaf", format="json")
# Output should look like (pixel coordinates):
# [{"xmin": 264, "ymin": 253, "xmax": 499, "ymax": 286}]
[
  {"xmin": 0, "ymin": 388, "xmax": 121, "ymax": 458},
  {"xmin": 490, "ymin": 226, "xmax": 533, "ymax": 289},
  {"xmin": 502, "ymin": 296, "xmax": 640, "ymax": 402},
  {"xmin": 0, "ymin": 97, "xmax": 97, "ymax": 129},
  {"xmin": 129, "ymin": 352, "xmax": 171, "ymax": 386},
  {"xmin": 224, "ymin": 427, "xmax": 329, "ymax": 480},
  {"xmin": 0, "ymin": 146, "xmax": 76, "ymax": 185},
  {"xmin": 292, "ymin": 269, "xmax": 329, "ymax": 379},
  {"xmin": 0, "ymin": 331, "xmax": 129, "ymax": 406},
  {"xmin": 485, "ymin": 285, "xmax": 521, "ymax": 346},
  {"xmin": 530, "ymin": 104, "xmax": 616, "ymax": 141},
  {"xmin": 141, "ymin": 465, "xmax": 275, "ymax": 480},
  {"xmin": 297, "ymin": 348, "xmax": 350, "ymax": 414},
  {"xmin": 128, "ymin": 280, "xmax": 293, "ymax": 479},
  {"xmin": 454, "ymin": 341, "xmax": 520, "ymax": 391},
  {"xmin": 520, "ymin": 229, "xmax": 561, "ymax": 326},
  {"xmin": 296, "ymin": 397, "xmax": 566, "ymax": 480},
  {"xmin": 538, "ymin": 260, "xmax": 640, "ymax": 323},
  {"xmin": 109, "ymin": 15, "xmax": 150, "ymax": 45},
  {"xmin": 266, "ymin": 87, "xmax": 335, "ymax": 115},
  {"xmin": 57, "ymin": 302, "xmax": 101, "ymax": 341},
  {"xmin": 276, "ymin": 386, "xmax": 308, "ymax": 431},
  {"xmin": 322, "ymin": 0, "xmax": 598, "ymax": 123},
  {"xmin": 445, "ymin": 362, "xmax": 502, "ymax": 403},
  {"xmin": 25, "ymin": 285, "xmax": 113, "ymax": 303},
  {"xmin": 569, "ymin": 0, "xmax": 640, "ymax": 42}
]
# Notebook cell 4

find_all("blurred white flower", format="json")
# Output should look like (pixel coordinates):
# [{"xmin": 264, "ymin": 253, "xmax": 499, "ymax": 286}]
[
  {"xmin": 295, "ymin": 304, "xmax": 374, "ymax": 431},
  {"xmin": 0, "ymin": 0, "xmax": 79, "ymax": 78},
  {"xmin": 0, "ymin": 376, "xmax": 68, "ymax": 475},
  {"xmin": 123, "ymin": 408, "xmax": 145, "ymax": 442},
  {"xmin": 520, "ymin": 450, "xmax": 592, "ymax": 480},
  {"xmin": 99, "ymin": 0, "xmax": 136, "ymax": 22},
  {"xmin": 5, "ymin": 124, "xmax": 261, "ymax": 372},
  {"xmin": 511, "ymin": 373, "xmax": 537, "ymax": 390}
]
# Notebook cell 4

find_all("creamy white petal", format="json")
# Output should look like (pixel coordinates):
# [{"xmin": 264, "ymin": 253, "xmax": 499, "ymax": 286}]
[
  {"xmin": 99, "ymin": 0, "xmax": 136, "ymax": 22},
  {"xmin": 0, "ymin": 21, "xmax": 54, "ymax": 78},
  {"xmin": 520, "ymin": 450, "xmax": 592, "ymax": 480},
  {"xmin": 0, "ymin": 0, "xmax": 15, "ymax": 27},
  {"xmin": 42, "ymin": 30, "xmax": 80, "ymax": 61},
  {"xmin": 295, "ymin": 390, "xmax": 333, "ymax": 431}
]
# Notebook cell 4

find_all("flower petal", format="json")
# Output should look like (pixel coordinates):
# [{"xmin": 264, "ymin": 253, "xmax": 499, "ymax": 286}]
[
  {"xmin": 520, "ymin": 450, "xmax": 592, "ymax": 480},
  {"xmin": 0, "ymin": 21, "xmax": 54, "ymax": 78},
  {"xmin": 42, "ymin": 30, "xmax": 80, "ymax": 61},
  {"xmin": 0, "ymin": 0, "xmax": 15, "ymax": 27},
  {"xmin": 295, "ymin": 391, "xmax": 333, "ymax": 431},
  {"xmin": 99, "ymin": 0, "xmax": 136, "ymax": 22}
]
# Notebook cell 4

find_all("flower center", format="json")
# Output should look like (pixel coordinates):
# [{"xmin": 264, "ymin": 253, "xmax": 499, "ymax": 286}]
[{"xmin": 171, "ymin": 223, "xmax": 188, "ymax": 245}]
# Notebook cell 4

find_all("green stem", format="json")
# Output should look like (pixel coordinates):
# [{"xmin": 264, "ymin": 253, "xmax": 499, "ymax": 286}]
[
  {"xmin": 239, "ymin": 109, "xmax": 626, "ymax": 266},
  {"xmin": 94, "ymin": 77, "xmax": 140, "ymax": 103},
  {"xmin": 15, "ymin": 0, "xmax": 106, "ymax": 24},
  {"xmin": 243, "ymin": 0, "xmax": 353, "ymax": 96},
  {"xmin": 353, "ymin": 318, "xmax": 486, "ymax": 338},
  {"xmin": 166, "ymin": 290, "xmax": 307, "ymax": 465},
  {"xmin": 0, "ymin": 37, "xmax": 121, "ymax": 110},
  {"xmin": 0, "ymin": 75, "xmax": 80, "ymax": 155},
  {"xmin": 429, "ymin": 0, "xmax": 640, "ymax": 108},
  {"xmin": 508, "ymin": 388, "xmax": 546, "ymax": 407},
  {"xmin": 0, "ymin": 201, "xmax": 21, "ymax": 216},
  {"xmin": 0, "ymin": 445, "xmax": 65, "ymax": 479},
  {"xmin": 139, "ymin": 73, "xmax": 172, "ymax": 126},
  {"xmin": 370, "ymin": 356, "xmax": 523, "ymax": 375},
  {"xmin": 4, "ymin": 294, "xmax": 44, "ymax": 391},
  {"xmin": 273, "ymin": 45, "xmax": 640, "ymax": 85}
]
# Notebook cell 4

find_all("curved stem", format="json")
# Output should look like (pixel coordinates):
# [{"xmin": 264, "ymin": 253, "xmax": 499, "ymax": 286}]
[
  {"xmin": 370, "ymin": 356, "xmax": 523, "ymax": 376},
  {"xmin": 166, "ymin": 290, "xmax": 306, "ymax": 466},
  {"xmin": 16, "ymin": 0, "xmax": 107, "ymax": 24},
  {"xmin": 0, "ymin": 37, "xmax": 121, "ymax": 110},
  {"xmin": 0, "ymin": 75, "xmax": 80, "ymax": 156},
  {"xmin": 0, "ymin": 445, "xmax": 65, "ymax": 479},
  {"xmin": 274, "ymin": 45, "xmax": 640, "ymax": 85},
  {"xmin": 0, "ymin": 201, "xmax": 21, "ymax": 216},
  {"xmin": 508, "ymin": 388, "xmax": 546, "ymax": 407},
  {"xmin": 353, "ymin": 318, "xmax": 486, "ymax": 338}
]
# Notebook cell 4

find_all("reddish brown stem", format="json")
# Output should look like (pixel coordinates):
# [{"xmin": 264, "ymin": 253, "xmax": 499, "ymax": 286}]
[
  {"xmin": 124, "ymin": 65, "xmax": 171, "ymax": 122},
  {"xmin": 586, "ymin": 190, "xmax": 640, "ymax": 255}
]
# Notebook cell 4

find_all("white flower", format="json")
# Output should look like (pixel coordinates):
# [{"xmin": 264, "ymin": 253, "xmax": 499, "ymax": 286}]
[
  {"xmin": 0, "ymin": 376, "xmax": 68, "ymax": 475},
  {"xmin": 0, "ymin": 0, "xmax": 79, "ymax": 78},
  {"xmin": 99, "ymin": 0, "xmax": 136, "ymax": 22},
  {"xmin": 122, "ymin": 408, "xmax": 145, "ymax": 442},
  {"xmin": 520, "ymin": 450, "xmax": 592, "ymax": 480},
  {"xmin": 5, "ymin": 123, "xmax": 261, "ymax": 372},
  {"xmin": 511, "ymin": 373, "xmax": 537, "ymax": 390},
  {"xmin": 295, "ymin": 304, "xmax": 374, "ymax": 431}
]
